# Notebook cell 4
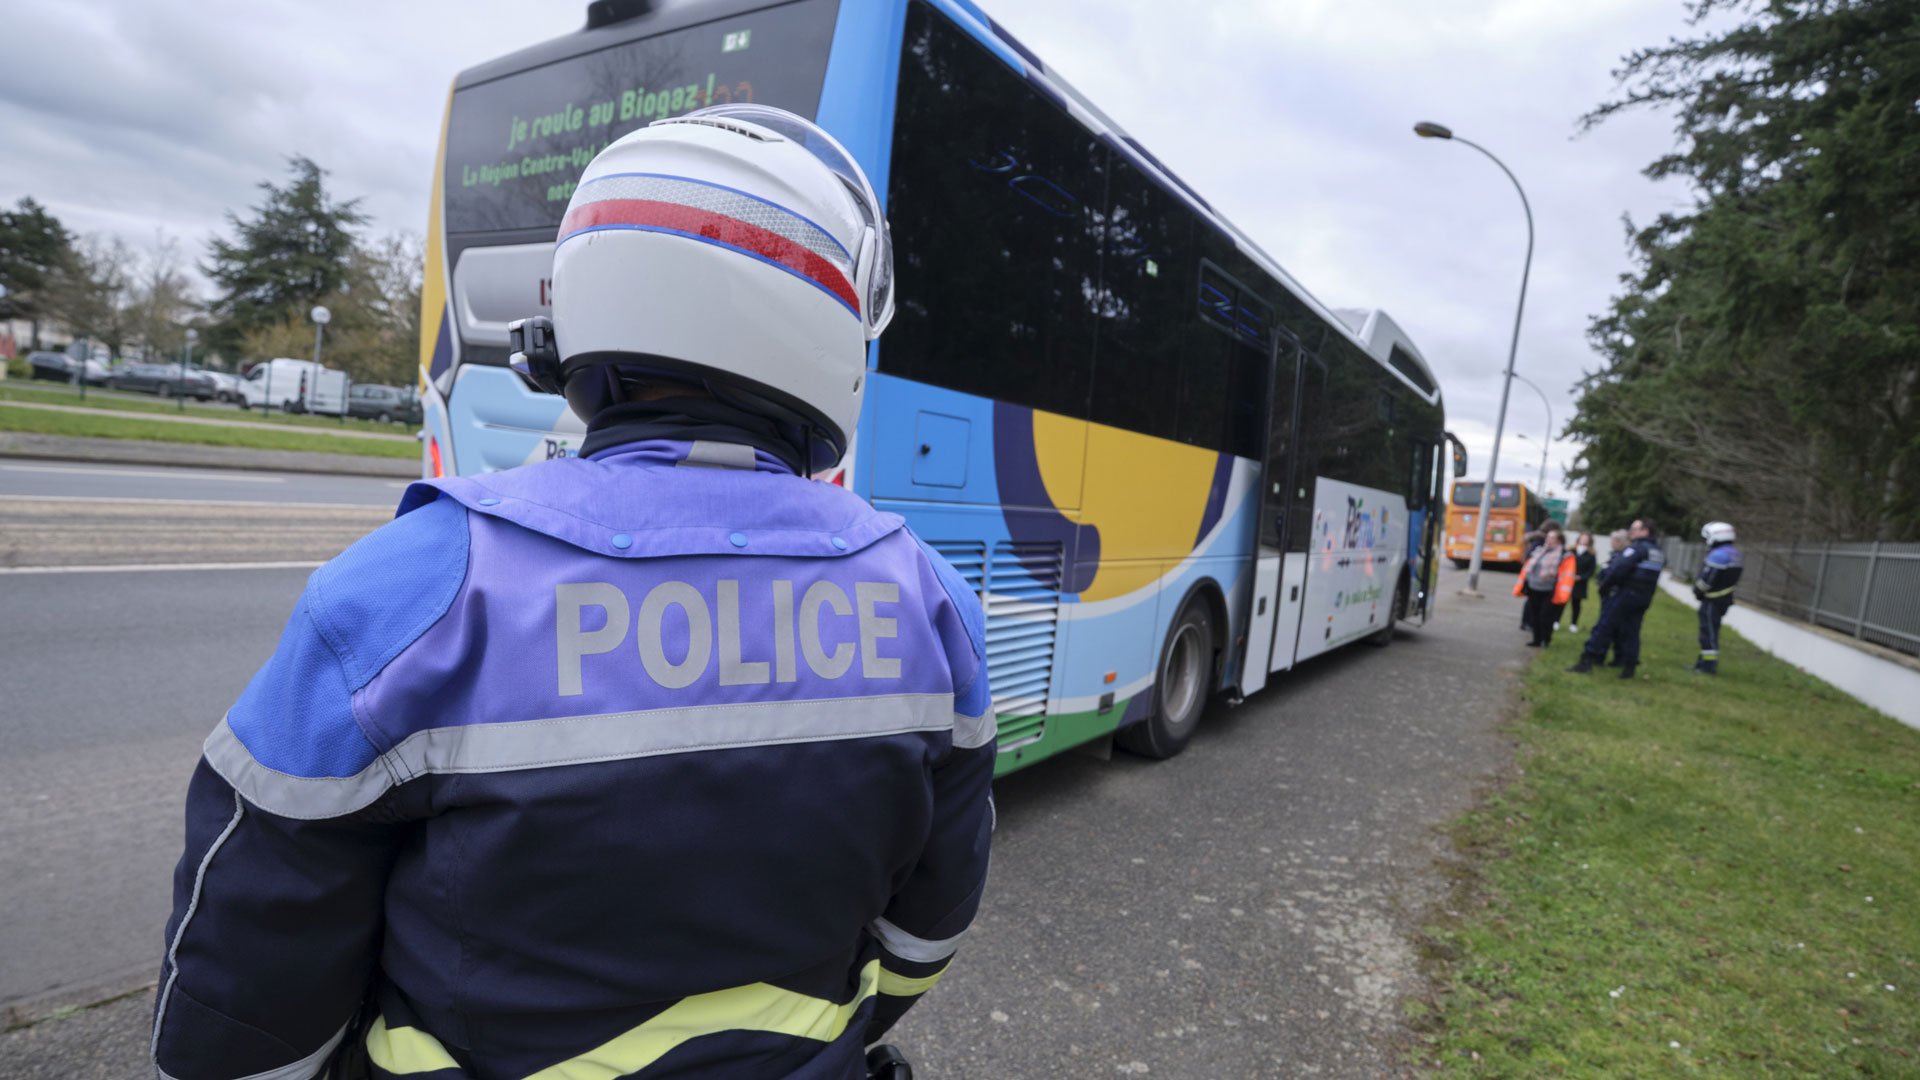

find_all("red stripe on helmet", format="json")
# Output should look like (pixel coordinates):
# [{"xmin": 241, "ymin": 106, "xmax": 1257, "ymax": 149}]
[{"xmin": 559, "ymin": 199, "xmax": 859, "ymax": 315}]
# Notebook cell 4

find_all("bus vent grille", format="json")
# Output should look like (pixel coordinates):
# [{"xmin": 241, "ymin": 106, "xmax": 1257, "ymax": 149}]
[{"xmin": 927, "ymin": 540, "xmax": 1063, "ymax": 750}]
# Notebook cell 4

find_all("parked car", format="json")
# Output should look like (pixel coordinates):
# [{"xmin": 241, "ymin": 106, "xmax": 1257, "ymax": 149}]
[
  {"xmin": 195, "ymin": 367, "xmax": 243, "ymax": 403},
  {"xmin": 345, "ymin": 383, "xmax": 422, "ymax": 424},
  {"xmin": 107, "ymin": 362, "xmax": 215, "ymax": 400},
  {"xmin": 26, "ymin": 351, "xmax": 109, "ymax": 385}
]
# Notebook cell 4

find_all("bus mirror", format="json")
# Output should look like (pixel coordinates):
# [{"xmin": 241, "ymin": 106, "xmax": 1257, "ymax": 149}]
[{"xmin": 1446, "ymin": 432, "xmax": 1468, "ymax": 478}]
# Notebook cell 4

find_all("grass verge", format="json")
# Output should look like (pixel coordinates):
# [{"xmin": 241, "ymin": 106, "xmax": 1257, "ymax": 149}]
[
  {"xmin": 1411, "ymin": 593, "xmax": 1920, "ymax": 1076},
  {"xmin": 0, "ymin": 403, "xmax": 417, "ymax": 459},
  {"xmin": 0, "ymin": 382, "xmax": 408, "ymax": 435}
]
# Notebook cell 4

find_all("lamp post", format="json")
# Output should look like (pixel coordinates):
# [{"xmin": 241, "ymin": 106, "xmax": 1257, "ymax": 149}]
[
  {"xmin": 309, "ymin": 305, "xmax": 330, "ymax": 415},
  {"xmin": 1515, "ymin": 432, "xmax": 1549, "ymax": 494},
  {"xmin": 1509, "ymin": 371, "xmax": 1552, "ymax": 492},
  {"xmin": 1414, "ymin": 120, "xmax": 1534, "ymax": 596},
  {"xmin": 178, "ymin": 328, "xmax": 197, "ymax": 413}
]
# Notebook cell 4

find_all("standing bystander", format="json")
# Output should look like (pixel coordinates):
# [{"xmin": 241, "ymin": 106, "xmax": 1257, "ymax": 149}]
[
  {"xmin": 1517, "ymin": 524, "xmax": 1574, "ymax": 647},
  {"xmin": 1568, "ymin": 531, "xmax": 1597, "ymax": 632},
  {"xmin": 1690, "ymin": 521, "xmax": 1743, "ymax": 674},
  {"xmin": 1568, "ymin": 518, "xmax": 1666, "ymax": 679}
]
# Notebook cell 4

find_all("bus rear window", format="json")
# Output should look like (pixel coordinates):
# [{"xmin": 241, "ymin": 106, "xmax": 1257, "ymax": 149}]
[
  {"xmin": 1452, "ymin": 482, "xmax": 1521, "ymax": 509},
  {"xmin": 443, "ymin": 0, "xmax": 838, "ymax": 235}
]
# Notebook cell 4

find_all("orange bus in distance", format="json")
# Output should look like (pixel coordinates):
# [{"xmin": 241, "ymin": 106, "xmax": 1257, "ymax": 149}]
[{"xmin": 1444, "ymin": 480, "xmax": 1548, "ymax": 566}]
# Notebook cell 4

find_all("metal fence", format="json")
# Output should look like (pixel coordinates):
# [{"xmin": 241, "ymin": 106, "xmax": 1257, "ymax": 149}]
[{"xmin": 1664, "ymin": 539, "xmax": 1920, "ymax": 658}]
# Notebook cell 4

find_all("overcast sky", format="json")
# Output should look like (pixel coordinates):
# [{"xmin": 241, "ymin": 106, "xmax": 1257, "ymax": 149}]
[{"xmin": 0, "ymin": 0, "xmax": 1707, "ymax": 505}]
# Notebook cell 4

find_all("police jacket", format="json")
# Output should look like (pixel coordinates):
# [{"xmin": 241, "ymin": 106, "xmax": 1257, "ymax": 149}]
[
  {"xmin": 153, "ymin": 438, "xmax": 994, "ymax": 1080},
  {"xmin": 1596, "ymin": 535, "xmax": 1666, "ymax": 599},
  {"xmin": 1695, "ymin": 541, "xmax": 1744, "ymax": 599}
]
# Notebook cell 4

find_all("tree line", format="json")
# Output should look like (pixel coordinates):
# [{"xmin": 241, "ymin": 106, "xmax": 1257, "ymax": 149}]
[
  {"xmin": 0, "ymin": 156, "xmax": 422, "ymax": 387},
  {"xmin": 1572, "ymin": 0, "xmax": 1919, "ymax": 542}
]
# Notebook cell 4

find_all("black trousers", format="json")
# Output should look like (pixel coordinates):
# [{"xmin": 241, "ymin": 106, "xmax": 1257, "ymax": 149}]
[
  {"xmin": 1568, "ymin": 588, "xmax": 1589, "ymax": 627},
  {"xmin": 1698, "ymin": 595, "xmax": 1733, "ymax": 660},
  {"xmin": 1526, "ymin": 590, "xmax": 1564, "ymax": 645},
  {"xmin": 1583, "ymin": 591, "xmax": 1652, "ymax": 665}
]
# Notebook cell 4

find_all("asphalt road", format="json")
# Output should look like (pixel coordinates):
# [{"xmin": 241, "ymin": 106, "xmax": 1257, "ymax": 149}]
[
  {"xmin": 0, "ymin": 478, "xmax": 1525, "ymax": 1077},
  {"xmin": 0, "ymin": 566, "xmax": 311, "ymax": 1008},
  {"xmin": 0, "ymin": 461, "xmax": 400, "ymax": 569}
]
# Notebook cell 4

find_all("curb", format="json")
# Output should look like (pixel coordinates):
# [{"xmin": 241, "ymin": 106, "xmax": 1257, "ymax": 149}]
[
  {"xmin": 2, "ymin": 963, "xmax": 156, "ymax": 1033},
  {"xmin": 0, "ymin": 432, "xmax": 419, "ymax": 479}
]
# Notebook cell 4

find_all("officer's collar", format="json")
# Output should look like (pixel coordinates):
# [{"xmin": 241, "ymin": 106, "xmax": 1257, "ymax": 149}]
[
  {"xmin": 588, "ymin": 439, "xmax": 794, "ymax": 475},
  {"xmin": 581, "ymin": 397, "xmax": 804, "ymax": 474}
]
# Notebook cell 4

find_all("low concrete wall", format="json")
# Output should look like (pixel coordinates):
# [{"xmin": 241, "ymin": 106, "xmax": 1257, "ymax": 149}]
[{"xmin": 1659, "ymin": 575, "xmax": 1920, "ymax": 731}]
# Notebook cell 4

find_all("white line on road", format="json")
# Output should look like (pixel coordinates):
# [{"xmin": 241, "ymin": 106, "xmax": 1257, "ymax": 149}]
[
  {"xmin": 0, "ymin": 561, "xmax": 326, "ymax": 575},
  {"xmin": 0, "ymin": 494, "xmax": 389, "ymax": 511},
  {"xmin": 0, "ymin": 463, "xmax": 287, "ymax": 483}
]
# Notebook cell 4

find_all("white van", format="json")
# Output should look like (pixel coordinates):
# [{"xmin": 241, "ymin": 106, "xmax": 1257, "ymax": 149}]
[{"xmin": 239, "ymin": 358, "xmax": 349, "ymax": 415}]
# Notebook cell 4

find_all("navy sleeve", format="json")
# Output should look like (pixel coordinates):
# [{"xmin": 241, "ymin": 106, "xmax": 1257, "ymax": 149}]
[
  {"xmin": 865, "ymin": 540, "xmax": 997, "ymax": 1041},
  {"xmin": 1599, "ymin": 545, "xmax": 1642, "ymax": 590},
  {"xmin": 154, "ymin": 496, "xmax": 469, "ymax": 1079}
]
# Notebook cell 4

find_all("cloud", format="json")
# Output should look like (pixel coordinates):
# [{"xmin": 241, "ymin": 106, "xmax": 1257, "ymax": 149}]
[{"xmin": 0, "ymin": 0, "xmax": 1709, "ymax": 508}]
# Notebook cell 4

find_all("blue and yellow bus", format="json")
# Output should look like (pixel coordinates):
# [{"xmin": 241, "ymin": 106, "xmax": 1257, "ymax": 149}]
[{"xmin": 416, "ymin": 0, "xmax": 1457, "ymax": 773}]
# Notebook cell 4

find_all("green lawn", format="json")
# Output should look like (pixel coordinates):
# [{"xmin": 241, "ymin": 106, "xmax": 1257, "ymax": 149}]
[
  {"xmin": 1413, "ymin": 594, "xmax": 1920, "ymax": 1077},
  {"xmin": 0, "ymin": 381, "xmax": 409, "ymax": 435},
  {"xmin": 0, "ymin": 402, "xmax": 418, "ymax": 459}
]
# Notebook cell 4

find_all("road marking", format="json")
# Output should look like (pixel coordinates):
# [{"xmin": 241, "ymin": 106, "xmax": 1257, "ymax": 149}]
[
  {"xmin": 0, "ymin": 561, "xmax": 326, "ymax": 575},
  {"xmin": 0, "ymin": 462, "xmax": 287, "ymax": 483},
  {"xmin": 0, "ymin": 493, "xmax": 389, "ymax": 511}
]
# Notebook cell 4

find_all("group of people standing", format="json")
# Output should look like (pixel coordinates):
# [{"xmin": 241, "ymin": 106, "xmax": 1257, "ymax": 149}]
[{"xmin": 1513, "ymin": 517, "xmax": 1744, "ymax": 679}]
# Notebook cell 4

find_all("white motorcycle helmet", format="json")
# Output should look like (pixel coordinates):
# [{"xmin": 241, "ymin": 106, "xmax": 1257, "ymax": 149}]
[
  {"xmin": 515, "ymin": 104, "xmax": 894, "ymax": 473},
  {"xmin": 1701, "ymin": 521, "xmax": 1736, "ymax": 544}
]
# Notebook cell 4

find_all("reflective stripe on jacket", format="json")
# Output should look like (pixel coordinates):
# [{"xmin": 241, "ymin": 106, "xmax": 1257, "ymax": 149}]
[
  {"xmin": 153, "ymin": 439, "xmax": 993, "ymax": 1080},
  {"xmin": 1696, "ymin": 542, "xmax": 1743, "ymax": 598}
]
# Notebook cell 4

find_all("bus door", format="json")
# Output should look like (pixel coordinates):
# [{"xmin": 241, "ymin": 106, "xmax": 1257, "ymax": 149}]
[{"xmin": 1238, "ymin": 339, "xmax": 1308, "ymax": 696}]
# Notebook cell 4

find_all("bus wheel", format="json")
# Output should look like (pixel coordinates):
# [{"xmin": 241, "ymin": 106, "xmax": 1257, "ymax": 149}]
[
  {"xmin": 1451, "ymin": 558, "xmax": 1469, "ymax": 569},
  {"xmin": 1117, "ymin": 595, "xmax": 1214, "ymax": 760},
  {"xmin": 1368, "ymin": 579, "xmax": 1406, "ymax": 647}
]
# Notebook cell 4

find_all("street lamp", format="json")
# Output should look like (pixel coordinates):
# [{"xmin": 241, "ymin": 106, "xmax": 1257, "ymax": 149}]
[
  {"xmin": 1514, "ymin": 433, "xmax": 1549, "ymax": 494},
  {"xmin": 178, "ymin": 328, "xmax": 198, "ymax": 413},
  {"xmin": 1414, "ymin": 120, "xmax": 1535, "ymax": 595},
  {"xmin": 1509, "ymin": 371, "xmax": 1552, "ymax": 492},
  {"xmin": 309, "ymin": 305, "xmax": 330, "ymax": 415}
]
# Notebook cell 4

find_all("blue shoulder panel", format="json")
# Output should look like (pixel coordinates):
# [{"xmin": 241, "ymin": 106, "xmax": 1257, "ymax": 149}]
[
  {"xmin": 226, "ymin": 495, "xmax": 471, "ymax": 779},
  {"xmin": 915, "ymin": 535, "xmax": 990, "ymax": 718},
  {"xmin": 307, "ymin": 494, "xmax": 472, "ymax": 690}
]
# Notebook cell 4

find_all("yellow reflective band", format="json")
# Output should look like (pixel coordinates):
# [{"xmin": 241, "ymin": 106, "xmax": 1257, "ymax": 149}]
[
  {"xmin": 366, "ymin": 1015, "xmax": 461, "ymax": 1074},
  {"xmin": 878, "ymin": 961, "xmax": 950, "ymax": 998},
  {"xmin": 1705, "ymin": 587, "xmax": 1735, "ymax": 597},
  {"xmin": 523, "ymin": 960, "xmax": 881, "ymax": 1080}
]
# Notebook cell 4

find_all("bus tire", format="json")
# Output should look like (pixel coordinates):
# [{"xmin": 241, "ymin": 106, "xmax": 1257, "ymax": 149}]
[
  {"xmin": 1451, "ymin": 558, "xmax": 1469, "ymax": 569},
  {"xmin": 1116, "ymin": 594, "xmax": 1214, "ymax": 760},
  {"xmin": 1367, "ymin": 579, "xmax": 1405, "ymax": 647}
]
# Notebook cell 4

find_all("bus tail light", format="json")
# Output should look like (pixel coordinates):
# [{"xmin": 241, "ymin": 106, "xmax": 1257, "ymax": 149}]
[{"xmin": 429, "ymin": 435, "xmax": 445, "ymax": 478}]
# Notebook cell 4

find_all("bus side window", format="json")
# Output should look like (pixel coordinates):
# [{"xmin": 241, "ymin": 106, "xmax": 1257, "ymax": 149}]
[
  {"xmin": 1090, "ymin": 153, "xmax": 1190, "ymax": 442},
  {"xmin": 885, "ymin": 2, "xmax": 1101, "ymax": 419},
  {"xmin": 1286, "ymin": 356, "xmax": 1327, "ymax": 553}
]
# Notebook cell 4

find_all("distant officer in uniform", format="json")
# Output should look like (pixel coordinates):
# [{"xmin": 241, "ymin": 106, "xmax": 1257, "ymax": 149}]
[
  {"xmin": 1568, "ymin": 518, "xmax": 1666, "ymax": 680},
  {"xmin": 152, "ymin": 106, "xmax": 993, "ymax": 1080},
  {"xmin": 1690, "ymin": 521, "xmax": 1743, "ymax": 674}
]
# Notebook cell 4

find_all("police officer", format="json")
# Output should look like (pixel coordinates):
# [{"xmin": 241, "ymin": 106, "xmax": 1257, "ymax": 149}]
[
  {"xmin": 1567, "ymin": 518, "xmax": 1666, "ymax": 679},
  {"xmin": 1690, "ymin": 520, "xmax": 1743, "ymax": 674},
  {"xmin": 152, "ymin": 106, "xmax": 993, "ymax": 1080}
]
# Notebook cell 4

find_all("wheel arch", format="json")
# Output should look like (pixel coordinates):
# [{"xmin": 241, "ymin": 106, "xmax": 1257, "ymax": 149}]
[{"xmin": 1167, "ymin": 574, "xmax": 1232, "ymax": 693}]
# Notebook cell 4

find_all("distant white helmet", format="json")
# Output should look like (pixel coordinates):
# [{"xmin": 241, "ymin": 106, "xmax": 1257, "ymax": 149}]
[
  {"xmin": 1701, "ymin": 521, "xmax": 1736, "ymax": 544},
  {"xmin": 524, "ymin": 104, "xmax": 893, "ymax": 472}
]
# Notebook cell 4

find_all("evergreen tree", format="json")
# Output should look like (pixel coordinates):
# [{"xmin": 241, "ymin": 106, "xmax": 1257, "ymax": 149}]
[
  {"xmin": 203, "ymin": 156, "xmax": 366, "ymax": 356},
  {"xmin": 1573, "ymin": 0, "xmax": 1920, "ymax": 540},
  {"xmin": 0, "ymin": 197, "xmax": 74, "ymax": 345}
]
